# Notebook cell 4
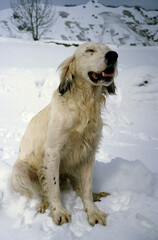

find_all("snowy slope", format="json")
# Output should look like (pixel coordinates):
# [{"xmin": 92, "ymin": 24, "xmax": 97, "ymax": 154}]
[
  {"xmin": 0, "ymin": 37, "xmax": 158, "ymax": 239},
  {"xmin": 0, "ymin": 0, "xmax": 158, "ymax": 46}
]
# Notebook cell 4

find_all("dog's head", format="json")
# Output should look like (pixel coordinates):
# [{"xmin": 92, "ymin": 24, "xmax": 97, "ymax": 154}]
[{"xmin": 58, "ymin": 42, "xmax": 118, "ymax": 95}]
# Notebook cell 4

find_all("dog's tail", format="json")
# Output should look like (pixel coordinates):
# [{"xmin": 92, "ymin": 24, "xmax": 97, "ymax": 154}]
[{"xmin": 11, "ymin": 160, "xmax": 42, "ymax": 197}]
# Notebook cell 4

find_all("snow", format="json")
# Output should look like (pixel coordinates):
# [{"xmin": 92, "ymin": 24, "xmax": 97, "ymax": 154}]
[
  {"xmin": 0, "ymin": 1, "xmax": 158, "ymax": 46},
  {"xmin": 0, "ymin": 37, "xmax": 158, "ymax": 239}
]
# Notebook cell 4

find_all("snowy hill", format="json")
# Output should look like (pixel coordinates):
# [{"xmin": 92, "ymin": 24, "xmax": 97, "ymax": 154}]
[
  {"xmin": 0, "ymin": 0, "xmax": 158, "ymax": 46},
  {"xmin": 0, "ymin": 37, "xmax": 158, "ymax": 239}
]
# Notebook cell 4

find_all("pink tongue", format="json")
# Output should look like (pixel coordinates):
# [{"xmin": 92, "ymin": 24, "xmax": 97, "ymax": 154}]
[
  {"xmin": 103, "ymin": 72, "xmax": 114, "ymax": 77},
  {"xmin": 92, "ymin": 72, "xmax": 98, "ymax": 79}
]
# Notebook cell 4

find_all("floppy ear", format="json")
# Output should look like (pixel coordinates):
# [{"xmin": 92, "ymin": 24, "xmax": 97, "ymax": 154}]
[
  {"xmin": 58, "ymin": 55, "xmax": 76, "ymax": 96},
  {"xmin": 106, "ymin": 82, "xmax": 116, "ymax": 95}
]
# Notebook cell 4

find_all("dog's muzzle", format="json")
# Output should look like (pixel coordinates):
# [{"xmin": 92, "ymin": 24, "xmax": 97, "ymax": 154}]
[{"xmin": 88, "ymin": 50, "xmax": 118, "ymax": 85}]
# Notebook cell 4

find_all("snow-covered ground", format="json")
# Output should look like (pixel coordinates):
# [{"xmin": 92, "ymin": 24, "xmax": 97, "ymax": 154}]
[{"xmin": 0, "ymin": 37, "xmax": 158, "ymax": 240}]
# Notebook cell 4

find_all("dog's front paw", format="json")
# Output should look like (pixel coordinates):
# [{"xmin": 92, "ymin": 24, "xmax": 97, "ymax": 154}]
[
  {"xmin": 51, "ymin": 206, "xmax": 71, "ymax": 225},
  {"xmin": 86, "ymin": 207, "xmax": 107, "ymax": 226}
]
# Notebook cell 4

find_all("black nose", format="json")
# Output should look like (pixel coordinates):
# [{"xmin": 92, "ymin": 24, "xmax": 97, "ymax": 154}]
[{"xmin": 105, "ymin": 51, "xmax": 118, "ymax": 66}]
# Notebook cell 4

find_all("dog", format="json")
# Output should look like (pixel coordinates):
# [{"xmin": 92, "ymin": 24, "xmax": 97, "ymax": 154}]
[{"xmin": 11, "ymin": 42, "xmax": 118, "ymax": 226}]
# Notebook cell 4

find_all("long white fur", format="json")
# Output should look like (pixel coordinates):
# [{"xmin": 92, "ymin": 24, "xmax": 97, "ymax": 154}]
[{"xmin": 11, "ymin": 42, "xmax": 117, "ymax": 226}]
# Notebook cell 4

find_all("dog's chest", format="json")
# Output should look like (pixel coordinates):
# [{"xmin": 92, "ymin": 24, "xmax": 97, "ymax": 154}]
[{"xmin": 60, "ymin": 117, "xmax": 102, "ymax": 172}]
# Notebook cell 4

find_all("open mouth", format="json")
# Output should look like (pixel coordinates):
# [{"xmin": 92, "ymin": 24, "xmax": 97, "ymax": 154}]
[{"xmin": 88, "ymin": 66, "xmax": 115, "ymax": 84}]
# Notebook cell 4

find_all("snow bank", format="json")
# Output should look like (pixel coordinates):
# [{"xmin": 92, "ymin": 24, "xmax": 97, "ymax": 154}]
[{"xmin": 93, "ymin": 158, "xmax": 158, "ymax": 197}]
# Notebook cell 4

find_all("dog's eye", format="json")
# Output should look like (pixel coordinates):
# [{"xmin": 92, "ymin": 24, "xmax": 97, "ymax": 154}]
[{"xmin": 85, "ymin": 49, "xmax": 95, "ymax": 53}]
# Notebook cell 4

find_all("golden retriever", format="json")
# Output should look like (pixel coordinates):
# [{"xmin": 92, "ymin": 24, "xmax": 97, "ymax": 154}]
[{"xmin": 11, "ymin": 42, "xmax": 118, "ymax": 226}]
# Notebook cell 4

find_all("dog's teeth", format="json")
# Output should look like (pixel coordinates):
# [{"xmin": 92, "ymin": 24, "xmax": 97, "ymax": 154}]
[{"xmin": 102, "ymin": 72, "xmax": 105, "ymax": 76}]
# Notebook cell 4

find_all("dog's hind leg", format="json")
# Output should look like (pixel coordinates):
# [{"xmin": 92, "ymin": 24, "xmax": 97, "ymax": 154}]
[
  {"xmin": 38, "ymin": 196, "xmax": 49, "ymax": 213},
  {"xmin": 93, "ymin": 192, "xmax": 110, "ymax": 202},
  {"xmin": 69, "ymin": 176, "xmax": 110, "ymax": 202},
  {"xmin": 11, "ymin": 161, "xmax": 41, "ymax": 197},
  {"xmin": 37, "ymin": 165, "xmax": 49, "ymax": 213}
]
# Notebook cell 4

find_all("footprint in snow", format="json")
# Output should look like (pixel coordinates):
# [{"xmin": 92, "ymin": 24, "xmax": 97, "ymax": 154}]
[{"xmin": 136, "ymin": 213, "xmax": 158, "ymax": 236}]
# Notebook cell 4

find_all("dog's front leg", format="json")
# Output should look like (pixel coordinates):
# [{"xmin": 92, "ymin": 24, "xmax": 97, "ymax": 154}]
[
  {"xmin": 80, "ymin": 161, "xmax": 107, "ymax": 226},
  {"xmin": 44, "ymin": 147, "xmax": 71, "ymax": 225}
]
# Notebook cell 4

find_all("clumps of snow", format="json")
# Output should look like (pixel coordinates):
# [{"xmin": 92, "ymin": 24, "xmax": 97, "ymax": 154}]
[{"xmin": 0, "ymin": 159, "xmax": 158, "ymax": 240}]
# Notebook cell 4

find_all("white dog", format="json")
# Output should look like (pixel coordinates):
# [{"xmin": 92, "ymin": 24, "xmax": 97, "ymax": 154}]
[{"xmin": 11, "ymin": 42, "xmax": 118, "ymax": 226}]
